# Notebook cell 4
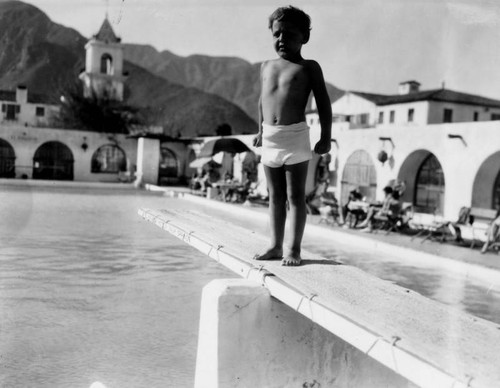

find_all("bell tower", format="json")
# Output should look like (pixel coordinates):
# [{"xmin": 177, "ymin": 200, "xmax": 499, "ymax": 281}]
[{"xmin": 79, "ymin": 17, "xmax": 126, "ymax": 101}]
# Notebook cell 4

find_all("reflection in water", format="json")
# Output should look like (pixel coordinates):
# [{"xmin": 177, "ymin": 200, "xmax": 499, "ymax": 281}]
[{"xmin": 303, "ymin": 242, "xmax": 500, "ymax": 324}]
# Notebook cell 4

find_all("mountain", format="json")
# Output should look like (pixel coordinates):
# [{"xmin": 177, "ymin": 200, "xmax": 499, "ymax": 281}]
[
  {"xmin": 0, "ymin": 1, "xmax": 257, "ymax": 136},
  {"xmin": 0, "ymin": 1, "xmax": 86, "ymax": 100},
  {"xmin": 123, "ymin": 44, "xmax": 345, "ymax": 121}
]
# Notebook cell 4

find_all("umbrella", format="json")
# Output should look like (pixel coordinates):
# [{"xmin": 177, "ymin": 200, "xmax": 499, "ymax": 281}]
[{"xmin": 198, "ymin": 137, "xmax": 251, "ymax": 158}]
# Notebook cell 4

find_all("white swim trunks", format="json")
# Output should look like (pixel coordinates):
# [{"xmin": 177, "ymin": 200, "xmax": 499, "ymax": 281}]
[{"xmin": 261, "ymin": 122, "xmax": 312, "ymax": 168}]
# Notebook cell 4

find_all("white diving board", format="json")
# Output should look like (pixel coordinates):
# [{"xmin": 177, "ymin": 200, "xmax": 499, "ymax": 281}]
[{"xmin": 139, "ymin": 207, "xmax": 500, "ymax": 388}]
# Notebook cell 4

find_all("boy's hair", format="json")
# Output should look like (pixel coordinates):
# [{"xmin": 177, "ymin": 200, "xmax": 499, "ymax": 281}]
[{"xmin": 268, "ymin": 6, "xmax": 311, "ymax": 42}]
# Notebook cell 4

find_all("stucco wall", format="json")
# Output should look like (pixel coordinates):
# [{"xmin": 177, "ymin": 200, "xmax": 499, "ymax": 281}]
[
  {"xmin": 0, "ymin": 124, "xmax": 137, "ymax": 182},
  {"xmin": 427, "ymin": 101, "xmax": 500, "ymax": 124},
  {"xmin": 376, "ymin": 101, "xmax": 429, "ymax": 126},
  {"xmin": 308, "ymin": 121, "xmax": 500, "ymax": 219}
]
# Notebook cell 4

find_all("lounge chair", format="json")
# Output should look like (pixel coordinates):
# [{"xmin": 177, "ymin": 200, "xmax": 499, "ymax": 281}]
[
  {"xmin": 408, "ymin": 208, "xmax": 450, "ymax": 243},
  {"xmin": 451, "ymin": 207, "xmax": 499, "ymax": 250},
  {"xmin": 318, "ymin": 204, "xmax": 341, "ymax": 226},
  {"xmin": 372, "ymin": 202, "xmax": 411, "ymax": 235}
]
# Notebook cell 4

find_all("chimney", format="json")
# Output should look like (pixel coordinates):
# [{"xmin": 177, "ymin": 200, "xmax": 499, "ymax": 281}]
[
  {"xmin": 398, "ymin": 80, "xmax": 421, "ymax": 95},
  {"xmin": 16, "ymin": 85, "xmax": 28, "ymax": 104}
]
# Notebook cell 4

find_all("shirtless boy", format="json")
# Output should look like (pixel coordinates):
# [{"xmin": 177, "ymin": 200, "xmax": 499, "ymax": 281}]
[{"xmin": 253, "ymin": 6, "xmax": 332, "ymax": 266}]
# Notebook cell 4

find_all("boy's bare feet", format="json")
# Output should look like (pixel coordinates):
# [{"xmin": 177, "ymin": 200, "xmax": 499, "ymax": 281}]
[
  {"xmin": 281, "ymin": 251, "xmax": 302, "ymax": 266},
  {"xmin": 253, "ymin": 247, "xmax": 283, "ymax": 261}
]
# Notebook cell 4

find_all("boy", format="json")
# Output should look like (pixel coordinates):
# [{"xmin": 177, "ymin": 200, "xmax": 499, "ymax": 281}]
[{"xmin": 253, "ymin": 6, "xmax": 332, "ymax": 266}]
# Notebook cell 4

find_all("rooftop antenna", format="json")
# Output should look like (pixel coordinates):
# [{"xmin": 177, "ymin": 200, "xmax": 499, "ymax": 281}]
[{"xmin": 104, "ymin": 0, "xmax": 109, "ymax": 19}]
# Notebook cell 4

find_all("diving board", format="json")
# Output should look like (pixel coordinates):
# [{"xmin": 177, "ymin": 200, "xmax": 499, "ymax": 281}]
[{"xmin": 139, "ymin": 207, "xmax": 500, "ymax": 388}]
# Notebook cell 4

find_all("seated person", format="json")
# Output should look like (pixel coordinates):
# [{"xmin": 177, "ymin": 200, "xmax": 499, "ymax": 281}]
[
  {"xmin": 233, "ymin": 177, "xmax": 253, "ymax": 203},
  {"xmin": 190, "ymin": 173, "xmax": 203, "ymax": 191},
  {"xmin": 198, "ymin": 171, "xmax": 212, "ymax": 192},
  {"xmin": 358, "ymin": 186, "xmax": 400, "ymax": 232},
  {"xmin": 341, "ymin": 187, "xmax": 363, "ymax": 226},
  {"xmin": 245, "ymin": 179, "xmax": 269, "ymax": 204},
  {"xmin": 481, "ymin": 211, "xmax": 500, "ymax": 253},
  {"xmin": 306, "ymin": 180, "xmax": 329, "ymax": 214}
]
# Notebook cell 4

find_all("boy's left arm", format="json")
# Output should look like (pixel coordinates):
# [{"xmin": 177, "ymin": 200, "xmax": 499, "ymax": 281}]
[{"xmin": 308, "ymin": 60, "xmax": 332, "ymax": 155}]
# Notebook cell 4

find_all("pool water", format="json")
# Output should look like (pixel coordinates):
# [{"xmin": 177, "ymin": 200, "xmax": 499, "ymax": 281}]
[{"xmin": 0, "ymin": 185, "xmax": 231, "ymax": 388}]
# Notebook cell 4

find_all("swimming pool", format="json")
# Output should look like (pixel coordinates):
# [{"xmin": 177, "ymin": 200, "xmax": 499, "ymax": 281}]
[{"xmin": 1, "ymin": 184, "xmax": 499, "ymax": 387}]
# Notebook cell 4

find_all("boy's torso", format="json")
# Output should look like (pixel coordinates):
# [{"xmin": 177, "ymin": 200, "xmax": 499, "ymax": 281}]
[{"xmin": 260, "ymin": 58, "xmax": 312, "ymax": 126}]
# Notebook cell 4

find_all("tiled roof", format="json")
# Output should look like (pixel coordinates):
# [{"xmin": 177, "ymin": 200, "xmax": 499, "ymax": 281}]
[
  {"xmin": 351, "ymin": 89, "xmax": 500, "ymax": 109},
  {"xmin": 0, "ymin": 90, "xmax": 15, "ymax": 102},
  {"xmin": 350, "ymin": 91, "xmax": 393, "ymax": 104},
  {"xmin": 28, "ymin": 92, "xmax": 56, "ymax": 104},
  {"xmin": 94, "ymin": 18, "xmax": 120, "ymax": 43}
]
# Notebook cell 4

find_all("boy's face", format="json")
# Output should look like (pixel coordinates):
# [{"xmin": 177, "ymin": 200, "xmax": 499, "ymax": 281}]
[{"xmin": 271, "ymin": 20, "xmax": 306, "ymax": 60}]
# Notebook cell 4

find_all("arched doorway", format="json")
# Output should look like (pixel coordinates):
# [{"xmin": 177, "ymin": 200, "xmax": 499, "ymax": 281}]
[
  {"xmin": 471, "ymin": 151, "xmax": 500, "ymax": 210},
  {"xmin": 0, "ymin": 138, "xmax": 16, "ymax": 178},
  {"xmin": 158, "ymin": 147, "xmax": 179, "ymax": 185},
  {"xmin": 398, "ymin": 150, "xmax": 445, "ymax": 214},
  {"xmin": 33, "ymin": 141, "xmax": 74, "ymax": 180},
  {"xmin": 414, "ymin": 154, "xmax": 445, "ymax": 214},
  {"xmin": 91, "ymin": 144, "xmax": 127, "ymax": 173},
  {"xmin": 494, "ymin": 172, "xmax": 500, "ymax": 210},
  {"xmin": 341, "ymin": 150, "xmax": 377, "ymax": 204}
]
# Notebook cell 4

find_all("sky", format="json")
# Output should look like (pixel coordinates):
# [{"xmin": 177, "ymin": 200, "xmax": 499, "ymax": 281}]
[{"xmin": 22, "ymin": 0, "xmax": 500, "ymax": 100}]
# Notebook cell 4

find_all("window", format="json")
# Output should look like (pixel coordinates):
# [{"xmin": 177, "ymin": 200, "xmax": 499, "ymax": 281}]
[
  {"xmin": 36, "ymin": 107, "xmax": 45, "ymax": 117},
  {"xmin": 443, "ymin": 109, "xmax": 453, "ymax": 123},
  {"xmin": 389, "ymin": 110, "xmax": 395, "ymax": 123},
  {"xmin": 473, "ymin": 111, "xmax": 479, "ymax": 121},
  {"xmin": 2, "ymin": 104, "xmax": 20, "ymax": 120},
  {"xmin": 91, "ymin": 144, "xmax": 126, "ymax": 173},
  {"xmin": 491, "ymin": 113, "xmax": 500, "ymax": 121},
  {"xmin": 359, "ymin": 114, "xmax": 368, "ymax": 125},
  {"xmin": 408, "ymin": 108, "xmax": 414, "ymax": 122},
  {"xmin": 100, "ymin": 53, "xmax": 113, "ymax": 75},
  {"xmin": 378, "ymin": 111, "xmax": 384, "ymax": 124}
]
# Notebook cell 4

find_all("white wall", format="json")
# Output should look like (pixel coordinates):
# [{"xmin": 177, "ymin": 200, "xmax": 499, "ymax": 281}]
[
  {"xmin": 427, "ymin": 101, "xmax": 500, "ymax": 124},
  {"xmin": 331, "ymin": 92, "xmax": 378, "ymax": 128},
  {"xmin": 0, "ymin": 124, "xmax": 137, "ymax": 182},
  {"xmin": 376, "ymin": 101, "xmax": 429, "ymax": 126},
  {"xmin": 1, "ymin": 99, "xmax": 60, "ymax": 127}
]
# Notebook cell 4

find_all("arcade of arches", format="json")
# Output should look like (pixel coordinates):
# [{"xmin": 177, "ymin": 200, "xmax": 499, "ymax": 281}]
[{"xmin": 337, "ymin": 150, "xmax": 448, "ymax": 215}]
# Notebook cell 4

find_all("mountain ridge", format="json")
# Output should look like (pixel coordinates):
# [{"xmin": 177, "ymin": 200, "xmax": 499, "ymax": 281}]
[{"xmin": 123, "ymin": 43, "xmax": 344, "ymax": 121}]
